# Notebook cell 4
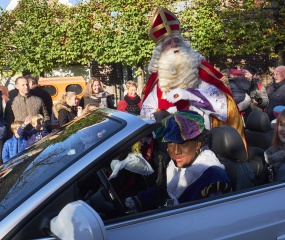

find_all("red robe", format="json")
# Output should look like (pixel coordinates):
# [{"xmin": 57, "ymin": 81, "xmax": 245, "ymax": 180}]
[{"xmin": 142, "ymin": 60, "xmax": 246, "ymax": 150}]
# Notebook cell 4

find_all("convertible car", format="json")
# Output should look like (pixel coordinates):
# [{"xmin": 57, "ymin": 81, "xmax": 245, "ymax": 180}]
[{"xmin": 1, "ymin": 108, "xmax": 285, "ymax": 240}]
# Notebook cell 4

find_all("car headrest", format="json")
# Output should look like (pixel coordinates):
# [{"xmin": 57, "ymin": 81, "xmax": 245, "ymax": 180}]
[
  {"xmin": 246, "ymin": 111, "xmax": 272, "ymax": 132},
  {"xmin": 209, "ymin": 126, "xmax": 247, "ymax": 161}
]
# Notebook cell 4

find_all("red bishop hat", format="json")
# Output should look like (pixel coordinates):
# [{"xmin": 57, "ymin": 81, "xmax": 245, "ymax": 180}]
[{"xmin": 149, "ymin": 6, "xmax": 181, "ymax": 45}]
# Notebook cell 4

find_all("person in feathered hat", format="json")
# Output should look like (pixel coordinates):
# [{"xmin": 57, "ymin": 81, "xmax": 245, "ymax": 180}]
[
  {"xmin": 141, "ymin": 6, "xmax": 246, "ymax": 148},
  {"xmin": 125, "ymin": 110, "xmax": 232, "ymax": 211}
]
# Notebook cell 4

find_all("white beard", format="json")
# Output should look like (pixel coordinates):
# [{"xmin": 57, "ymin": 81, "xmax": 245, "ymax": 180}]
[{"xmin": 158, "ymin": 46, "xmax": 203, "ymax": 93}]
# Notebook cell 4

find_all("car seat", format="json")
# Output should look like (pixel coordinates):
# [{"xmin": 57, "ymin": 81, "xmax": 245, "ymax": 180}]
[
  {"xmin": 275, "ymin": 163, "xmax": 285, "ymax": 182},
  {"xmin": 247, "ymin": 146, "xmax": 269, "ymax": 185},
  {"xmin": 245, "ymin": 111, "xmax": 274, "ymax": 150},
  {"xmin": 209, "ymin": 125, "xmax": 256, "ymax": 191}
]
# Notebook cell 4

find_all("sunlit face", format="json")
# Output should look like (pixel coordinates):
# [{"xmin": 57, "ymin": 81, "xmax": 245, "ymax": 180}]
[
  {"xmin": 92, "ymin": 81, "xmax": 101, "ymax": 94},
  {"xmin": 16, "ymin": 78, "xmax": 30, "ymax": 96},
  {"xmin": 278, "ymin": 119, "xmax": 285, "ymax": 146},
  {"xmin": 127, "ymin": 86, "xmax": 137, "ymax": 97},
  {"xmin": 242, "ymin": 69, "xmax": 253, "ymax": 81},
  {"xmin": 167, "ymin": 140, "xmax": 201, "ymax": 168},
  {"xmin": 162, "ymin": 36, "xmax": 182, "ymax": 52},
  {"xmin": 67, "ymin": 94, "xmax": 77, "ymax": 107},
  {"xmin": 274, "ymin": 68, "xmax": 285, "ymax": 83}
]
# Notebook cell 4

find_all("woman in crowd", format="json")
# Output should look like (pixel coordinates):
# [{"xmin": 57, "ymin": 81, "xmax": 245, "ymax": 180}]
[
  {"xmin": 53, "ymin": 92, "xmax": 82, "ymax": 127},
  {"xmin": 265, "ymin": 109, "xmax": 285, "ymax": 180},
  {"xmin": 79, "ymin": 77, "xmax": 114, "ymax": 109},
  {"xmin": 117, "ymin": 80, "xmax": 142, "ymax": 115},
  {"xmin": 125, "ymin": 110, "xmax": 232, "ymax": 211}
]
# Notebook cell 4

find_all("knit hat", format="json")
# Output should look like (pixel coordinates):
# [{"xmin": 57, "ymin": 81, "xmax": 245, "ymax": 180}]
[
  {"xmin": 230, "ymin": 69, "xmax": 243, "ymax": 77},
  {"xmin": 242, "ymin": 66, "xmax": 257, "ymax": 76},
  {"xmin": 155, "ymin": 110, "xmax": 205, "ymax": 143},
  {"xmin": 148, "ymin": 6, "xmax": 181, "ymax": 45}
]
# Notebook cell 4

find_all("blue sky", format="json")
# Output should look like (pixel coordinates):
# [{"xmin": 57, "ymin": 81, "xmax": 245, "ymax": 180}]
[{"xmin": 0, "ymin": 0, "xmax": 79, "ymax": 10}]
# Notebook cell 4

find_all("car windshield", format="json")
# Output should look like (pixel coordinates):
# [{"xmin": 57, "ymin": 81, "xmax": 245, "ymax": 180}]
[{"xmin": 0, "ymin": 108, "xmax": 124, "ymax": 220}]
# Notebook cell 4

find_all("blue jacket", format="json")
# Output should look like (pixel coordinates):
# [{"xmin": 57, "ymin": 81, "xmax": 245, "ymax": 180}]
[
  {"xmin": 2, "ymin": 136, "xmax": 27, "ymax": 163},
  {"xmin": 132, "ymin": 166, "xmax": 232, "ymax": 211},
  {"xmin": 17, "ymin": 127, "xmax": 49, "ymax": 147}
]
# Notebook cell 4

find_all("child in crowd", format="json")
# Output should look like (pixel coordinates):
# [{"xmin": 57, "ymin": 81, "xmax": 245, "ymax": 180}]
[
  {"xmin": 17, "ymin": 114, "xmax": 50, "ymax": 147},
  {"xmin": 2, "ymin": 121, "xmax": 27, "ymax": 163}
]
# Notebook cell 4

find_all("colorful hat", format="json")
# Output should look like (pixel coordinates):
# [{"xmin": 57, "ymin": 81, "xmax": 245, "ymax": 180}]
[
  {"xmin": 273, "ymin": 105, "xmax": 285, "ymax": 118},
  {"xmin": 148, "ymin": 6, "xmax": 181, "ymax": 45},
  {"xmin": 155, "ymin": 110, "xmax": 205, "ymax": 143}
]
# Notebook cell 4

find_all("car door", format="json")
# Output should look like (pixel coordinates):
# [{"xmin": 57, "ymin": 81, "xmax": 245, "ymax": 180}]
[
  {"xmin": 0, "ymin": 110, "xmax": 159, "ymax": 240},
  {"xmin": 105, "ymin": 183, "xmax": 285, "ymax": 240}
]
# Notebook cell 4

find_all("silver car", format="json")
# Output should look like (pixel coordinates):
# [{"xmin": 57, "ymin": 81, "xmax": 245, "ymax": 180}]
[{"xmin": 1, "ymin": 108, "xmax": 285, "ymax": 240}]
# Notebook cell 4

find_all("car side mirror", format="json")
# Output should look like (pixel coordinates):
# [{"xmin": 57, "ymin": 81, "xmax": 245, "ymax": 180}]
[{"xmin": 50, "ymin": 200, "xmax": 107, "ymax": 240}]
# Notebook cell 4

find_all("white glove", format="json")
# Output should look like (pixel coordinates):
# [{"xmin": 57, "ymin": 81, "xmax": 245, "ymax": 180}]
[
  {"xmin": 125, "ymin": 197, "xmax": 136, "ymax": 210},
  {"xmin": 108, "ymin": 153, "xmax": 154, "ymax": 180},
  {"xmin": 166, "ymin": 88, "xmax": 192, "ymax": 103}
]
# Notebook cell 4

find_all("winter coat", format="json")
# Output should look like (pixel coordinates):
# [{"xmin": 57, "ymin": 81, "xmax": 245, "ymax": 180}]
[
  {"xmin": 2, "ymin": 136, "xmax": 27, "ymax": 163},
  {"xmin": 266, "ymin": 80, "xmax": 285, "ymax": 121},
  {"xmin": 53, "ymin": 103, "xmax": 77, "ymax": 127},
  {"xmin": 117, "ymin": 94, "xmax": 142, "ymax": 115},
  {"xmin": 8, "ymin": 87, "xmax": 53, "ymax": 118},
  {"xmin": 30, "ymin": 86, "xmax": 53, "ymax": 118},
  {"xmin": 17, "ymin": 126, "xmax": 50, "ymax": 147},
  {"xmin": 11, "ymin": 93, "xmax": 50, "ymax": 123},
  {"xmin": 229, "ymin": 77, "xmax": 251, "ymax": 104},
  {"xmin": 265, "ymin": 143, "xmax": 285, "ymax": 180},
  {"xmin": 128, "ymin": 149, "xmax": 232, "ymax": 211}
]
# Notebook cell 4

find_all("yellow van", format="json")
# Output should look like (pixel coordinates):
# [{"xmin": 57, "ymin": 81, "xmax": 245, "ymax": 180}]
[
  {"xmin": 38, "ymin": 76, "xmax": 86, "ymax": 102},
  {"xmin": 38, "ymin": 76, "xmax": 86, "ymax": 127}
]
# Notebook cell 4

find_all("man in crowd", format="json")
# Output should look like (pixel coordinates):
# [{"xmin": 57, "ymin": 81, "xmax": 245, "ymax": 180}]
[
  {"xmin": 5, "ymin": 76, "xmax": 51, "ymax": 138},
  {"xmin": 141, "ymin": 6, "xmax": 245, "ymax": 146},
  {"xmin": 266, "ymin": 66, "xmax": 285, "ymax": 121},
  {"xmin": 8, "ymin": 71, "xmax": 53, "ymax": 118},
  {"xmin": 27, "ymin": 75, "xmax": 53, "ymax": 118}
]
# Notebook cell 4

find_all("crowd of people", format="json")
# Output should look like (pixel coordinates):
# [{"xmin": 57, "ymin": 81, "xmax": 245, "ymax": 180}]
[{"xmin": 1, "ymin": 6, "xmax": 285, "ymax": 209}]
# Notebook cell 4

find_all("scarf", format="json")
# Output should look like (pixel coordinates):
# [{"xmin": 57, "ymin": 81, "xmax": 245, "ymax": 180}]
[
  {"xmin": 273, "ymin": 80, "xmax": 285, "ymax": 91},
  {"xmin": 264, "ymin": 143, "xmax": 285, "ymax": 173},
  {"xmin": 124, "ymin": 94, "xmax": 141, "ymax": 115},
  {"xmin": 90, "ymin": 92, "xmax": 112, "ymax": 108}
]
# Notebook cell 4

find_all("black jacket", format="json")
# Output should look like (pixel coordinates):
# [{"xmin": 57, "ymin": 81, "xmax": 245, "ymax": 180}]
[
  {"xmin": 266, "ymin": 80, "xmax": 285, "ymax": 121},
  {"xmin": 53, "ymin": 103, "xmax": 77, "ymax": 127}
]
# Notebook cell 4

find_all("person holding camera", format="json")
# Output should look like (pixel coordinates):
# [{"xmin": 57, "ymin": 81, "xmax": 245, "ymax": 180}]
[{"xmin": 241, "ymin": 66, "xmax": 269, "ymax": 122}]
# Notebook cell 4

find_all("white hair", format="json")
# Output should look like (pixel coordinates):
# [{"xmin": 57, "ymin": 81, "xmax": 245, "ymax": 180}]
[{"xmin": 148, "ymin": 35, "xmax": 205, "ymax": 93}]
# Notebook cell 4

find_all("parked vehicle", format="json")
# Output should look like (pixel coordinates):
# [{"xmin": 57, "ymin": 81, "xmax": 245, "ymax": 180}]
[
  {"xmin": 0, "ymin": 109, "xmax": 285, "ymax": 240},
  {"xmin": 38, "ymin": 76, "xmax": 86, "ymax": 102}
]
